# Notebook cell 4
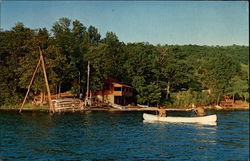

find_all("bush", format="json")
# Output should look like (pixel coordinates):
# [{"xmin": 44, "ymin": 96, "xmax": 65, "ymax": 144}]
[
  {"xmin": 169, "ymin": 90, "xmax": 213, "ymax": 108},
  {"xmin": 0, "ymin": 93, "xmax": 23, "ymax": 106}
]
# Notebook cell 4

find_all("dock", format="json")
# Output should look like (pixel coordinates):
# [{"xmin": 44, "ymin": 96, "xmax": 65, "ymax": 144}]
[{"xmin": 53, "ymin": 106, "xmax": 193, "ymax": 113}]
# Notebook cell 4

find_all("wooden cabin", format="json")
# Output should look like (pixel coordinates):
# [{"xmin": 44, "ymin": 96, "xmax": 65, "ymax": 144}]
[{"xmin": 92, "ymin": 78, "xmax": 133, "ymax": 106}]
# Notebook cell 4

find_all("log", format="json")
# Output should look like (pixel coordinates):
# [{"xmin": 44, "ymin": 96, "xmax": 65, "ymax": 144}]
[{"xmin": 39, "ymin": 47, "xmax": 55, "ymax": 113}]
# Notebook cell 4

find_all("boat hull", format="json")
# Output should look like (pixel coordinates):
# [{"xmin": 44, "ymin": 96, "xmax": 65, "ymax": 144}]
[{"xmin": 143, "ymin": 113, "xmax": 217, "ymax": 124}]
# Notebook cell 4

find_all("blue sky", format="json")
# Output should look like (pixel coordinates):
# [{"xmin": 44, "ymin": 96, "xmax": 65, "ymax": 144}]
[{"xmin": 1, "ymin": 1, "xmax": 249, "ymax": 46}]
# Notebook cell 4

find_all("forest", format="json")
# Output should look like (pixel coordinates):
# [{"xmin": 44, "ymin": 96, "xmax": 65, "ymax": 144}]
[{"xmin": 0, "ymin": 17, "xmax": 249, "ymax": 108}]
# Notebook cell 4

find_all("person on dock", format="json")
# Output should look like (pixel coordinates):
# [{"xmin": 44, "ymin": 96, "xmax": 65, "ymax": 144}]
[
  {"xmin": 194, "ymin": 107, "xmax": 205, "ymax": 116},
  {"xmin": 158, "ymin": 106, "xmax": 166, "ymax": 117}
]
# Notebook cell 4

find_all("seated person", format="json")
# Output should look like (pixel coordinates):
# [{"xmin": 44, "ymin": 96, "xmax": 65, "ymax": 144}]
[
  {"xmin": 194, "ymin": 107, "xmax": 205, "ymax": 116},
  {"xmin": 158, "ymin": 106, "xmax": 167, "ymax": 117}
]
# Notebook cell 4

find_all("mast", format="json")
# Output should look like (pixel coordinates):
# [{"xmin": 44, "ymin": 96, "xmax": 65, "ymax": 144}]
[
  {"xmin": 86, "ymin": 61, "xmax": 90, "ymax": 99},
  {"xmin": 85, "ymin": 61, "xmax": 91, "ymax": 106}
]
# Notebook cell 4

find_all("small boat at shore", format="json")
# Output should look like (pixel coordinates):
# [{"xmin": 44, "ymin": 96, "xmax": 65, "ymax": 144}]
[{"xmin": 143, "ymin": 113, "xmax": 217, "ymax": 125}]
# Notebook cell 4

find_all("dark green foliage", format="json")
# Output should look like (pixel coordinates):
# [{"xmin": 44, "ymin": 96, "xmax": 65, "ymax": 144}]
[
  {"xmin": 18, "ymin": 28, "xmax": 64, "ymax": 94},
  {"xmin": 0, "ymin": 18, "xmax": 248, "ymax": 107},
  {"xmin": 0, "ymin": 23, "xmax": 35, "ymax": 106}
]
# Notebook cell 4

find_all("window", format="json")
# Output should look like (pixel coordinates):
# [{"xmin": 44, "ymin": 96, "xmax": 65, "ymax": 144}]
[{"xmin": 114, "ymin": 87, "xmax": 122, "ymax": 91}]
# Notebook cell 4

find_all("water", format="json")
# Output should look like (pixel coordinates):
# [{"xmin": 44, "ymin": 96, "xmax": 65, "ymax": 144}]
[{"xmin": 1, "ymin": 110, "xmax": 249, "ymax": 160}]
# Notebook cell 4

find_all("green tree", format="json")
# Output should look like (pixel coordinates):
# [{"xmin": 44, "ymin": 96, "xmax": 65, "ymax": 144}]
[
  {"xmin": 160, "ymin": 47, "xmax": 193, "ymax": 101},
  {"xmin": 85, "ymin": 32, "xmax": 125, "ymax": 92},
  {"xmin": 133, "ymin": 76, "xmax": 161, "ymax": 106},
  {"xmin": 17, "ymin": 28, "xmax": 65, "ymax": 96},
  {"xmin": 87, "ymin": 25, "xmax": 101, "ymax": 45},
  {"xmin": 52, "ymin": 18, "xmax": 88, "ymax": 94},
  {"xmin": 226, "ymin": 76, "xmax": 249, "ymax": 102},
  {"xmin": 198, "ymin": 53, "xmax": 241, "ymax": 104},
  {"xmin": 123, "ymin": 43, "xmax": 159, "ymax": 105},
  {"xmin": 0, "ymin": 23, "xmax": 34, "ymax": 105}
]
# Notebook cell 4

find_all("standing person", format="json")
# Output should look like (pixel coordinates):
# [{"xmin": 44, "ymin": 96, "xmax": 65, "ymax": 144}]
[{"xmin": 158, "ymin": 106, "xmax": 166, "ymax": 117}]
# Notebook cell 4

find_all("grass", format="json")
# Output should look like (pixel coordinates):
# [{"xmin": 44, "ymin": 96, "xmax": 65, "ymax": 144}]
[{"xmin": 0, "ymin": 103, "xmax": 49, "ymax": 111}]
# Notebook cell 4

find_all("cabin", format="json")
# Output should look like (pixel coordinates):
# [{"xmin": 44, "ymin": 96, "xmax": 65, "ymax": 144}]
[{"xmin": 92, "ymin": 78, "xmax": 133, "ymax": 106}]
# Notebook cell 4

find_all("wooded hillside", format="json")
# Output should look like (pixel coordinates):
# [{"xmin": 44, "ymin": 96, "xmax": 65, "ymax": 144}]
[{"xmin": 0, "ymin": 18, "xmax": 248, "ymax": 107}]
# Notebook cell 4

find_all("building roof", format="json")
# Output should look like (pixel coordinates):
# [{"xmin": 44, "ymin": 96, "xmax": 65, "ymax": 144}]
[{"xmin": 103, "ymin": 78, "xmax": 132, "ymax": 88}]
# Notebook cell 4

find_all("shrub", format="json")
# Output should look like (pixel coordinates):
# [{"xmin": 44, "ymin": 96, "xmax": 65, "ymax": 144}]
[{"xmin": 169, "ymin": 90, "xmax": 213, "ymax": 108}]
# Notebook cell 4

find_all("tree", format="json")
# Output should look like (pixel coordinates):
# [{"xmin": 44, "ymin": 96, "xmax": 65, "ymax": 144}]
[
  {"xmin": 84, "ymin": 32, "xmax": 126, "ymax": 92},
  {"xmin": 85, "ymin": 43, "xmax": 110, "ymax": 92},
  {"xmin": 227, "ymin": 76, "xmax": 249, "ymax": 102},
  {"xmin": 51, "ymin": 18, "xmax": 86, "ymax": 94},
  {"xmin": 159, "ymin": 46, "xmax": 193, "ymax": 101},
  {"xmin": 87, "ymin": 25, "xmax": 101, "ymax": 45},
  {"xmin": 17, "ymin": 28, "xmax": 65, "ymax": 96},
  {"xmin": 0, "ymin": 23, "xmax": 34, "ymax": 105},
  {"xmin": 198, "ymin": 53, "xmax": 241, "ymax": 104},
  {"xmin": 123, "ymin": 43, "xmax": 160, "ymax": 105},
  {"xmin": 133, "ymin": 76, "xmax": 161, "ymax": 105}
]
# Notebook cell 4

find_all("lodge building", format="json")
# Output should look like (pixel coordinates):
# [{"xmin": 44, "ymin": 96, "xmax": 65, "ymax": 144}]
[{"xmin": 92, "ymin": 78, "xmax": 133, "ymax": 106}]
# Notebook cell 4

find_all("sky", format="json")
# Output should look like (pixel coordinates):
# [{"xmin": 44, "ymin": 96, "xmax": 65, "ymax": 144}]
[{"xmin": 1, "ymin": 1, "xmax": 249, "ymax": 46}]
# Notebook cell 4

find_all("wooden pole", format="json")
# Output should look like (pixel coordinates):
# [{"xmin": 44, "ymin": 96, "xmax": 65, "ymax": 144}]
[
  {"xmin": 86, "ymin": 61, "xmax": 90, "ymax": 98},
  {"xmin": 59, "ymin": 82, "xmax": 61, "ymax": 98},
  {"xmin": 19, "ymin": 57, "xmax": 41, "ymax": 113},
  {"xmin": 85, "ymin": 61, "xmax": 90, "ymax": 106},
  {"xmin": 216, "ymin": 92, "xmax": 221, "ymax": 106},
  {"xmin": 40, "ymin": 91, "xmax": 44, "ymax": 106},
  {"xmin": 78, "ymin": 71, "xmax": 81, "ymax": 96},
  {"xmin": 39, "ymin": 47, "xmax": 55, "ymax": 113}
]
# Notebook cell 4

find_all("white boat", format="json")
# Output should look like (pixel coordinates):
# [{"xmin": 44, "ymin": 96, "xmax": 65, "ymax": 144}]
[{"xmin": 143, "ymin": 113, "xmax": 217, "ymax": 125}]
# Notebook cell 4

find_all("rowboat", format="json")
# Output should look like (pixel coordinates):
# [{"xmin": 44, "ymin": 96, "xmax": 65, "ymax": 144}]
[{"xmin": 143, "ymin": 113, "xmax": 217, "ymax": 125}]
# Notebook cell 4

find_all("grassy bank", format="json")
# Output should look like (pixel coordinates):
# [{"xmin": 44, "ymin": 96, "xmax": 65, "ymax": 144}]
[{"xmin": 0, "ymin": 103, "xmax": 49, "ymax": 112}]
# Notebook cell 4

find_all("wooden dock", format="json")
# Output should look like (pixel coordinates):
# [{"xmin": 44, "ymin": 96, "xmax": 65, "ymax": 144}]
[
  {"xmin": 52, "ymin": 106, "xmax": 193, "ymax": 113},
  {"xmin": 50, "ymin": 99, "xmax": 193, "ymax": 112}
]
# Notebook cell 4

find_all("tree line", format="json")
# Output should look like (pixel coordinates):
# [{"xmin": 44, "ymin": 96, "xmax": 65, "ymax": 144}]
[{"xmin": 0, "ymin": 17, "xmax": 249, "ymax": 107}]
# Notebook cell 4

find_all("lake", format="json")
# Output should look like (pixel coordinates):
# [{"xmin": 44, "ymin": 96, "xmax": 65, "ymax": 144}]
[{"xmin": 0, "ymin": 110, "xmax": 249, "ymax": 160}]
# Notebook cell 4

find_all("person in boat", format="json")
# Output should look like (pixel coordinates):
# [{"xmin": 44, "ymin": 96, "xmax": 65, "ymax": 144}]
[
  {"xmin": 194, "ymin": 106, "xmax": 205, "ymax": 116},
  {"xmin": 158, "ymin": 106, "xmax": 166, "ymax": 117}
]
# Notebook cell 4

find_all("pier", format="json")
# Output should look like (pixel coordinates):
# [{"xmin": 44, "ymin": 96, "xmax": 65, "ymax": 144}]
[{"xmin": 52, "ymin": 105, "xmax": 193, "ymax": 113}]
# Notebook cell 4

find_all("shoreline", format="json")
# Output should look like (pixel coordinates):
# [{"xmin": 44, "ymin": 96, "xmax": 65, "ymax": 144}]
[{"xmin": 0, "ymin": 105, "xmax": 249, "ymax": 113}]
